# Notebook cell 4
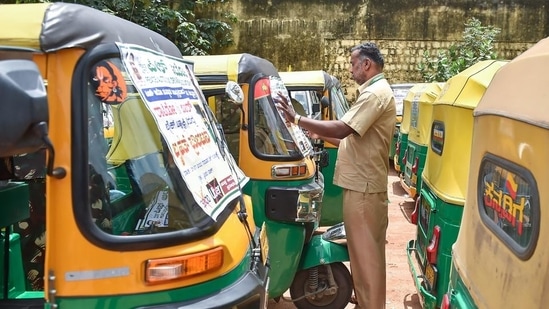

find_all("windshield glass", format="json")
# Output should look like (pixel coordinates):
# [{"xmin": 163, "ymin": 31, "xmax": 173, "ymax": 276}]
[
  {"xmin": 87, "ymin": 45, "xmax": 246, "ymax": 236},
  {"xmin": 331, "ymin": 85, "xmax": 350, "ymax": 119},
  {"xmin": 252, "ymin": 76, "xmax": 313, "ymax": 158}
]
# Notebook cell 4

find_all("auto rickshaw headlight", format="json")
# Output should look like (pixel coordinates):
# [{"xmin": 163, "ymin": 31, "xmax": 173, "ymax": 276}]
[
  {"xmin": 145, "ymin": 246, "xmax": 224, "ymax": 284},
  {"xmin": 271, "ymin": 163, "xmax": 308, "ymax": 178}
]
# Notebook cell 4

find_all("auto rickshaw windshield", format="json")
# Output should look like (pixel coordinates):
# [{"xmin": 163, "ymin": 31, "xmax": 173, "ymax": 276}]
[
  {"xmin": 251, "ymin": 76, "xmax": 313, "ymax": 158},
  {"xmin": 87, "ymin": 51, "xmax": 246, "ymax": 237}
]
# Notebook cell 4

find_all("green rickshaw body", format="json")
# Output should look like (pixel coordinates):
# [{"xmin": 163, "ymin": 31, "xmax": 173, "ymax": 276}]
[
  {"xmin": 279, "ymin": 70, "xmax": 351, "ymax": 226},
  {"xmin": 400, "ymin": 83, "xmax": 444, "ymax": 199},
  {"xmin": 390, "ymin": 83, "xmax": 415, "ymax": 162},
  {"xmin": 445, "ymin": 37, "xmax": 549, "ymax": 309},
  {"xmin": 406, "ymin": 60, "xmax": 507, "ymax": 309}
]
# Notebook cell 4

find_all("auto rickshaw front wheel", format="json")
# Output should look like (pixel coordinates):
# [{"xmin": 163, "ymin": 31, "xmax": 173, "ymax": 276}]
[{"xmin": 290, "ymin": 262, "xmax": 352, "ymax": 309}]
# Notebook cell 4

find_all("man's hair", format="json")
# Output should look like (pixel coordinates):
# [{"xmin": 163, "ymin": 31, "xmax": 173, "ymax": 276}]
[{"xmin": 351, "ymin": 42, "xmax": 384, "ymax": 69}]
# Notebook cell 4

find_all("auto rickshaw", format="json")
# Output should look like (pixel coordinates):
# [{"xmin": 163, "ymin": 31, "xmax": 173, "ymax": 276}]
[
  {"xmin": 279, "ymin": 70, "xmax": 350, "ymax": 225},
  {"xmin": 399, "ymin": 82, "xmax": 445, "ymax": 198},
  {"xmin": 406, "ymin": 60, "xmax": 507, "ymax": 309},
  {"xmin": 390, "ymin": 83, "xmax": 415, "ymax": 162},
  {"xmin": 185, "ymin": 55, "xmax": 352, "ymax": 309},
  {"xmin": 442, "ymin": 36, "xmax": 549, "ymax": 309},
  {"xmin": 0, "ymin": 3, "xmax": 268, "ymax": 308}
]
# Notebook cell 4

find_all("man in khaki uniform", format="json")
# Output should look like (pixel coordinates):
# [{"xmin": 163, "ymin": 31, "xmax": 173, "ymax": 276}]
[{"xmin": 275, "ymin": 42, "xmax": 396, "ymax": 309}]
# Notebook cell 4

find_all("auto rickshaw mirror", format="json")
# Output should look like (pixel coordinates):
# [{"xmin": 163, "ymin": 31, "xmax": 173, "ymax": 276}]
[
  {"xmin": 0, "ymin": 59, "xmax": 48, "ymax": 157},
  {"xmin": 320, "ymin": 96, "xmax": 330, "ymax": 108},
  {"xmin": 225, "ymin": 81, "xmax": 244, "ymax": 104}
]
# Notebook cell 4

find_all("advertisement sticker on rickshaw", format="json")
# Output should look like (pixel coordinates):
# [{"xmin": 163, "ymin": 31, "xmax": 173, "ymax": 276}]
[
  {"xmin": 431, "ymin": 120, "xmax": 444, "ymax": 155},
  {"xmin": 480, "ymin": 158, "xmax": 535, "ymax": 252},
  {"xmin": 410, "ymin": 92, "xmax": 421, "ymax": 129},
  {"xmin": 117, "ymin": 43, "xmax": 248, "ymax": 220}
]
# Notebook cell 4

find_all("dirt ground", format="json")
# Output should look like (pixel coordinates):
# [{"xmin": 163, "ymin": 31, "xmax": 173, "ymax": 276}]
[{"xmin": 268, "ymin": 168, "xmax": 422, "ymax": 309}]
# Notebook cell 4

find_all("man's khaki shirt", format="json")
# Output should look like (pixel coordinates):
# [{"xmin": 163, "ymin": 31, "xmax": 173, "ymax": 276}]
[{"xmin": 333, "ymin": 73, "xmax": 396, "ymax": 193}]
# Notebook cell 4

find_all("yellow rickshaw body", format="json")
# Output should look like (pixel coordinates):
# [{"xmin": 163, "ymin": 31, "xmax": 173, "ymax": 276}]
[
  {"xmin": 407, "ymin": 83, "xmax": 444, "ymax": 146},
  {"xmin": 398, "ymin": 82, "xmax": 443, "ymax": 196},
  {"xmin": 0, "ymin": 3, "xmax": 267, "ymax": 308},
  {"xmin": 407, "ymin": 60, "xmax": 507, "ymax": 309},
  {"xmin": 449, "ymin": 37, "xmax": 549, "ymax": 309},
  {"xmin": 422, "ymin": 61, "xmax": 507, "ymax": 204}
]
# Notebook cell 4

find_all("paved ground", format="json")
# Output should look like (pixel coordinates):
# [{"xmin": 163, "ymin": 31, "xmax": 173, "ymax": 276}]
[{"xmin": 268, "ymin": 168, "xmax": 422, "ymax": 309}]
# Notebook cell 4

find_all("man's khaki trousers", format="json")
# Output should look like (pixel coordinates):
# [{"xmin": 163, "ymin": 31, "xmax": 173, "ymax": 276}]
[{"xmin": 343, "ymin": 189, "xmax": 388, "ymax": 309}]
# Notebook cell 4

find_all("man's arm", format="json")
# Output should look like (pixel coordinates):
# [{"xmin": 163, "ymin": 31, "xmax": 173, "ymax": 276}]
[{"xmin": 274, "ymin": 93, "xmax": 355, "ymax": 140}]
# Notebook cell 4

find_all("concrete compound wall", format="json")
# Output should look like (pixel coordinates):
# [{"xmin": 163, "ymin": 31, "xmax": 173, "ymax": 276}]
[{"xmin": 203, "ymin": 0, "xmax": 548, "ymax": 102}]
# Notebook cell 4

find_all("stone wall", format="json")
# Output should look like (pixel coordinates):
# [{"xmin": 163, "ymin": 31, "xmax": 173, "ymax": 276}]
[{"xmin": 203, "ymin": 0, "xmax": 548, "ymax": 103}]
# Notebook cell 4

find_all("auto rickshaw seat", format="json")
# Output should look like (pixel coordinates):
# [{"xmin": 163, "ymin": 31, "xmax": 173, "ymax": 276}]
[{"xmin": 0, "ymin": 151, "xmax": 47, "ymax": 293}]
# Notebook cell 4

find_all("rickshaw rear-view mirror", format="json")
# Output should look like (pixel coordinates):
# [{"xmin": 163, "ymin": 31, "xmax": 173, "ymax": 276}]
[
  {"xmin": 320, "ymin": 96, "xmax": 330, "ymax": 107},
  {"xmin": 0, "ymin": 60, "xmax": 48, "ymax": 157},
  {"xmin": 225, "ymin": 81, "xmax": 244, "ymax": 104}
]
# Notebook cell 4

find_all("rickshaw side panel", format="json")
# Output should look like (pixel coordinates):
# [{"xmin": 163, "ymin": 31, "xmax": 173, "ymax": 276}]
[{"xmin": 450, "ymin": 116, "xmax": 549, "ymax": 309}]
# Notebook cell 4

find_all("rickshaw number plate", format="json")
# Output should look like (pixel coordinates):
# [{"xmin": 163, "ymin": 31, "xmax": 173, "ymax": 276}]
[
  {"xmin": 424, "ymin": 263, "xmax": 437, "ymax": 292},
  {"xmin": 411, "ymin": 174, "xmax": 417, "ymax": 185}
]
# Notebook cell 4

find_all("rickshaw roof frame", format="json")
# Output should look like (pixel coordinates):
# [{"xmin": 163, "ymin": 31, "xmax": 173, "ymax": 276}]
[
  {"xmin": 0, "ymin": 2, "xmax": 182, "ymax": 58},
  {"xmin": 434, "ymin": 60, "xmax": 508, "ymax": 110},
  {"xmin": 279, "ymin": 70, "xmax": 333, "ymax": 90},
  {"xmin": 474, "ymin": 36, "xmax": 549, "ymax": 130},
  {"xmin": 185, "ymin": 53, "xmax": 279, "ymax": 85}
]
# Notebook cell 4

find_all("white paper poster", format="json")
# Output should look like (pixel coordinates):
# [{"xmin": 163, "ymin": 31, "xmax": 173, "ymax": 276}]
[{"xmin": 117, "ymin": 43, "xmax": 247, "ymax": 220}]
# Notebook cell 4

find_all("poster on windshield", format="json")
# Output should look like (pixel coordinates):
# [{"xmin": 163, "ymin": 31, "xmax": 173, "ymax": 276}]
[
  {"xmin": 270, "ymin": 76, "xmax": 314, "ymax": 157},
  {"xmin": 116, "ymin": 43, "xmax": 247, "ymax": 220}
]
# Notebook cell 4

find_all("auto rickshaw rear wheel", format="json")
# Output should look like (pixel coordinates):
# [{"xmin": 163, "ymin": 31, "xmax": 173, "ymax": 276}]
[{"xmin": 290, "ymin": 262, "xmax": 352, "ymax": 309}]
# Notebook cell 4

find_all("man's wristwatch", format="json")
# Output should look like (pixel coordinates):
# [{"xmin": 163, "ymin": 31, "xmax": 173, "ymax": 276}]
[{"xmin": 294, "ymin": 115, "xmax": 301, "ymax": 125}]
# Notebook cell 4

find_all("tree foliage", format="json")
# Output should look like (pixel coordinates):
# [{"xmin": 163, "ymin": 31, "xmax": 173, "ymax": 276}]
[
  {"xmin": 418, "ymin": 18, "xmax": 501, "ymax": 82},
  {"xmin": 0, "ymin": 0, "xmax": 236, "ymax": 55}
]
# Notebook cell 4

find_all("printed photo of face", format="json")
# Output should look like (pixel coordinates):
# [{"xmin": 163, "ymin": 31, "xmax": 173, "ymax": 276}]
[
  {"xmin": 128, "ymin": 53, "xmax": 143, "ymax": 80},
  {"xmin": 91, "ymin": 60, "xmax": 128, "ymax": 104}
]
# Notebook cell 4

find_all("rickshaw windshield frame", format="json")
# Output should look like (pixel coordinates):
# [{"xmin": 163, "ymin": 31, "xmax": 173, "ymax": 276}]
[
  {"xmin": 72, "ymin": 43, "xmax": 237, "ymax": 251},
  {"xmin": 248, "ymin": 74, "xmax": 303, "ymax": 162}
]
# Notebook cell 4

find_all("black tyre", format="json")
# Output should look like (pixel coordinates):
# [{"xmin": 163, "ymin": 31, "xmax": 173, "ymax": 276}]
[{"xmin": 289, "ymin": 262, "xmax": 353, "ymax": 309}]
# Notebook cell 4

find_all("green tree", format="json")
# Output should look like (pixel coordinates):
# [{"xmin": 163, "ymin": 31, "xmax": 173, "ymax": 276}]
[
  {"xmin": 418, "ymin": 17, "xmax": 501, "ymax": 82},
  {"xmin": 0, "ymin": 0, "xmax": 236, "ymax": 55}
]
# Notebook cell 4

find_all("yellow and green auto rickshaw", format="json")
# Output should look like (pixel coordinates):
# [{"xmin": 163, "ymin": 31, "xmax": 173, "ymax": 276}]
[
  {"xmin": 279, "ymin": 70, "xmax": 350, "ymax": 225},
  {"xmin": 390, "ymin": 83, "xmax": 415, "ymax": 162},
  {"xmin": 406, "ymin": 60, "xmax": 507, "ymax": 309},
  {"xmin": 442, "ymin": 36, "xmax": 549, "ymax": 309},
  {"xmin": 0, "ymin": 3, "xmax": 268, "ymax": 308},
  {"xmin": 399, "ymin": 82, "xmax": 444, "ymax": 199},
  {"xmin": 185, "ymin": 55, "xmax": 352, "ymax": 309}
]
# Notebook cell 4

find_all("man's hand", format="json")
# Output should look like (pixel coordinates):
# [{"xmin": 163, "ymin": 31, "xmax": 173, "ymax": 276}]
[{"xmin": 273, "ymin": 92, "xmax": 296, "ymax": 124}]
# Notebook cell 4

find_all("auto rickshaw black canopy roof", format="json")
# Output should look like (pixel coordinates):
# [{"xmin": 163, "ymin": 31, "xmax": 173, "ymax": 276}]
[
  {"xmin": 184, "ymin": 53, "xmax": 280, "ymax": 85},
  {"xmin": 0, "ymin": 2, "xmax": 182, "ymax": 58}
]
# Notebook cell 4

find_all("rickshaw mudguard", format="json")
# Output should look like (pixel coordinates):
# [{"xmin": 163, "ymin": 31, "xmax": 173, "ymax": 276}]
[{"xmin": 298, "ymin": 234, "xmax": 349, "ymax": 270}]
